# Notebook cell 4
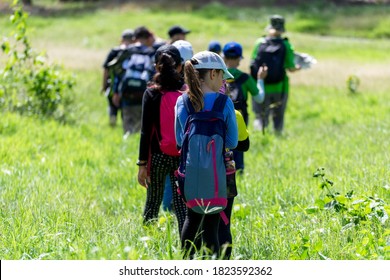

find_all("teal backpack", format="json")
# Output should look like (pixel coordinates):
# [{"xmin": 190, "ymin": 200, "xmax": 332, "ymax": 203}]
[{"xmin": 176, "ymin": 93, "xmax": 228, "ymax": 215}]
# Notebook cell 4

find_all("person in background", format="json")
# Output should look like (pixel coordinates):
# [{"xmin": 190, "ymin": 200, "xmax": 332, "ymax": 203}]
[
  {"xmin": 134, "ymin": 25, "xmax": 166, "ymax": 49},
  {"xmin": 113, "ymin": 26, "xmax": 166, "ymax": 135},
  {"xmin": 161, "ymin": 40, "xmax": 194, "ymax": 212},
  {"xmin": 172, "ymin": 40, "xmax": 194, "ymax": 65},
  {"xmin": 222, "ymin": 41, "xmax": 264, "ymax": 172},
  {"xmin": 208, "ymin": 40, "xmax": 222, "ymax": 55},
  {"xmin": 167, "ymin": 25, "xmax": 191, "ymax": 44},
  {"xmin": 175, "ymin": 51, "xmax": 238, "ymax": 259},
  {"xmin": 250, "ymin": 15, "xmax": 300, "ymax": 134},
  {"xmin": 219, "ymin": 65, "xmax": 268, "ymax": 259},
  {"xmin": 101, "ymin": 29, "xmax": 135, "ymax": 127},
  {"xmin": 137, "ymin": 44, "xmax": 187, "ymax": 234}
]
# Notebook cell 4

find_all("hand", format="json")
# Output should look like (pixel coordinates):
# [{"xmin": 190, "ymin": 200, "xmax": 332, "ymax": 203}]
[
  {"xmin": 288, "ymin": 64, "xmax": 301, "ymax": 72},
  {"xmin": 257, "ymin": 65, "xmax": 268, "ymax": 80},
  {"xmin": 137, "ymin": 166, "xmax": 150, "ymax": 188},
  {"xmin": 112, "ymin": 93, "xmax": 121, "ymax": 107}
]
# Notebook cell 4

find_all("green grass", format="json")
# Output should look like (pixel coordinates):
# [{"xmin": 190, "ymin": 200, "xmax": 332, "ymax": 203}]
[{"xmin": 0, "ymin": 2, "xmax": 389, "ymax": 260}]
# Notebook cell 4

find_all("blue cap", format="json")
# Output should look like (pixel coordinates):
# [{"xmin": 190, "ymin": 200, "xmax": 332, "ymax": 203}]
[
  {"xmin": 208, "ymin": 40, "xmax": 222, "ymax": 53},
  {"xmin": 222, "ymin": 41, "xmax": 243, "ymax": 58}
]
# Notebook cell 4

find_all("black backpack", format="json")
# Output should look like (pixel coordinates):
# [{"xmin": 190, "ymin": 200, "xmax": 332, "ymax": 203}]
[
  {"xmin": 117, "ymin": 46, "xmax": 155, "ymax": 105},
  {"xmin": 226, "ymin": 73, "xmax": 249, "ymax": 115},
  {"xmin": 250, "ymin": 37, "xmax": 287, "ymax": 84},
  {"xmin": 107, "ymin": 47, "xmax": 129, "ymax": 77}
]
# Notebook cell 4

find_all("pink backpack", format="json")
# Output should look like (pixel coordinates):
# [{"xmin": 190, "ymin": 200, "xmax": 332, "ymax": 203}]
[{"xmin": 159, "ymin": 90, "xmax": 182, "ymax": 156}]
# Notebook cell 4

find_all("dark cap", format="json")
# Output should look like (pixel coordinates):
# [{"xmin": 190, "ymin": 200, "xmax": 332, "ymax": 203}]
[
  {"xmin": 208, "ymin": 40, "xmax": 222, "ymax": 53},
  {"xmin": 266, "ymin": 15, "xmax": 285, "ymax": 32},
  {"xmin": 134, "ymin": 26, "xmax": 153, "ymax": 39},
  {"xmin": 168, "ymin": 25, "xmax": 191, "ymax": 38},
  {"xmin": 222, "ymin": 41, "xmax": 243, "ymax": 58},
  {"xmin": 155, "ymin": 44, "xmax": 182, "ymax": 66},
  {"xmin": 121, "ymin": 29, "xmax": 134, "ymax": 40}
]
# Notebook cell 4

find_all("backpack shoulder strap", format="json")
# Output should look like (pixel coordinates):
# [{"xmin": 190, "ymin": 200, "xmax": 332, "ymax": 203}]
[
  {"xmin": 211, "ymin": 94, "xmax": 228, "ymax": 113},
  {"xmin": 234, "ymin": 73, "xmax": 249, "ymax": 85},
  {"xmin": 107, "ymin": 47, "xmax": 133, "ymax": 68},
  {"xmin": 183, "ymin": 93, "xmax": 227, "ymax": 114}
]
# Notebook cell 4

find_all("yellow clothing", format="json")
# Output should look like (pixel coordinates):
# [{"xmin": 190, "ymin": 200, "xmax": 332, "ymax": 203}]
[{"xmin": 235, "ymin": 110, "xmax": 249, "ymax": 141}]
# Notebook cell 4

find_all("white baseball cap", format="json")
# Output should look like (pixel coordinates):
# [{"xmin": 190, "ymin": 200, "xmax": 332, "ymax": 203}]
[
  {"xmin": 172, "ymin": 40, "xmax": 194, "ymax": 63},
  {"xmin": 192, "ymin": 51, "xmax": 234, "ymax": 80}
]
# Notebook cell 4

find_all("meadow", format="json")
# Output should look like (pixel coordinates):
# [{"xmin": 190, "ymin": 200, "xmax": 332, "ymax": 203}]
[{"xmin": 0, "ymin": 1, "xmax": 389, "ymax": 260}]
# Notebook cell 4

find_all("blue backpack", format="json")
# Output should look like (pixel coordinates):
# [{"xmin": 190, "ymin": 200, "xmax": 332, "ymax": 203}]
[{"xmin": 176, "ymin": 93, "xmax": 228, "ymax": 215}]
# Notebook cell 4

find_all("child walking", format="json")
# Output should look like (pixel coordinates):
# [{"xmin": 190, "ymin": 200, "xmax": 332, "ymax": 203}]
[
  {"xmin": 222, "ymin": 41, "xmax": 264, "ymax": 172},
  {"xmin": 250, "ymin": 15, "xmax": 301, "ymax": 134},
  {"xmin": 175, "ymin": 51, "xmax": 238, "ymax": 258},
  {"xmin": 137, "ymin": 44, "xmax": 187, "ymax": 234},
  {"xmin": 218, "ymin": 65, "xmax": 268, "ymax": 259}
]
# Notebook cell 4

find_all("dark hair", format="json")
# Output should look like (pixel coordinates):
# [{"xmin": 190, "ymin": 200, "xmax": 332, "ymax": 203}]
[
  {"xmin": 134, "ymin": 26, "xmax": 153, "ymax": 39},
  {"xmin": 153, "ymin": 53, "xmax": 183, "ymax": 91},
  {"xmin": 183, "ymin": 59, "xmax": 210, "ymax": 112}
]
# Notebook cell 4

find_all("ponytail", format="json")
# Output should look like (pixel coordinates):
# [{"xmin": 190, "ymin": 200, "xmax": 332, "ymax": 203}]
[{"xmin": 184, "ymin": 59, "xmax": 208, "ymax": 112}]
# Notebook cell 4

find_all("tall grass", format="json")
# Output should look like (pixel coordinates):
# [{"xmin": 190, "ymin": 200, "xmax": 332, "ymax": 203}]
[{"xmin": 0, "ymin": 2, "xmax": 389, "ymax": 260}]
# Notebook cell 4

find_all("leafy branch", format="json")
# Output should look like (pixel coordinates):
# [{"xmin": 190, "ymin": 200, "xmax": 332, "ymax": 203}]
[{"xmin": 0, "ymin": 0, "xmax": 77, "ymax": 123}]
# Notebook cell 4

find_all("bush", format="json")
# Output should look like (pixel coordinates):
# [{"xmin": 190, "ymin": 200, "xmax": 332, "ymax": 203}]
[
  {"xmin": 372, "ymin": 18, "xmax": 390, "ymax": 38},
  {"xmin": 0, "ymin": 0, "xmax": 76, "ymax": 123}
]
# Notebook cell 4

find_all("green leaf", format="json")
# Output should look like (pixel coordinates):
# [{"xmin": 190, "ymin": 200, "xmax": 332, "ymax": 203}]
[
  {"xmin": 305, "ymin": 206, "xmax": 319, "ymax": 214},
  {"xmin": 1, "ymin": 40, "xmax": 11, "ymax": 54},
  {"xmin": 362, "ymin": 237, "xmax": 370, "ymax": 246},
  {"xmin": 335, "ymin": 195, "xmax": 347, "ymax": 204},
  {"xmin": 293, "ymin": 205, "xmax": 302, "ymax": 212},
  {"xmin": 300, "ymin": 249, "xmax": 309, "ymax": 260},
  {"xmin": 314, "ymin": 239, "xmax": 323, "ymax": 251},
  {"xmin": 315, "ymin": 199, "xmax": 325, "ymax": 209}
]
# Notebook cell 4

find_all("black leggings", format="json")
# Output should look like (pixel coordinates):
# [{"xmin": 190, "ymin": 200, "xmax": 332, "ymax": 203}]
[
  {"xmin": 218, "ymin": 197, "xmax": 234, "ymax": 259},
  {"xmin": 143, "ymin": 153, "xmax": 187, "ymax": 234},
  {"xmin": 181, "ymin": 210, "xmax": 221, "ymax": 259}
]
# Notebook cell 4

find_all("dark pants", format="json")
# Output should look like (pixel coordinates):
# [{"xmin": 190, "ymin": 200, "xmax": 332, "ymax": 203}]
[
  {"xmin": 107, "ymin": 94, "xmax": 120, "ymax": 117},
  {"xmin": 181, "ymin": 210, "xmax": 221, "ymax": 259},
  {"xmin": 218, "ymin": 197, "xmax": 234, "ymax": 259},
  {"xmin": 121, "ymin": 105, "xmax": 142, "ymax": 134},
  {"xmin": 253, "ymin": 92, "xmax": 288, "ymax": 133},
  {"xmin": 233, "ymin": 150, "xmax": 244, "ymax": 171}
]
